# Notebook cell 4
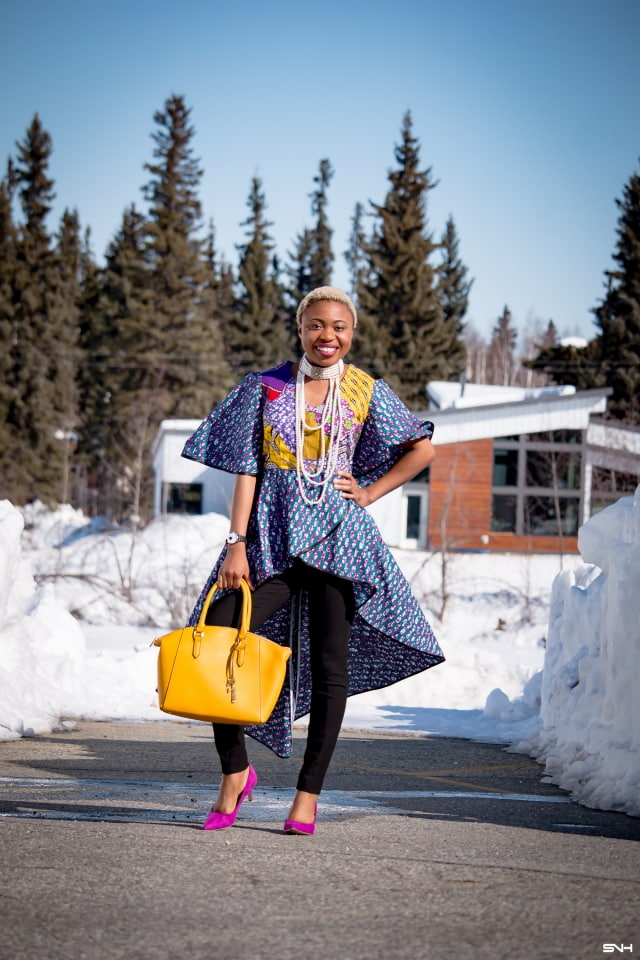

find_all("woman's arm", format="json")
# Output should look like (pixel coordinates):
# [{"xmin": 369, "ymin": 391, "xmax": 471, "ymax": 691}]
[
  {"xmin": 216, "ymin": 473, "xmax": 257, "ymax": 590},
  {"xmin": 333, "ymin": 436, "xmax": 435, "ymax": 508}
]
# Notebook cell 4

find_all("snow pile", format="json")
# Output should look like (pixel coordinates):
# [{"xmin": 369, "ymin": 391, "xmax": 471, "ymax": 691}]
[
  {"xmin": 516, "ymin": 489, "xmax": 640, "ymax": 816},
  {"xmin": 0, "ymin": 500, "xmax": 162, "ymax": 738}
]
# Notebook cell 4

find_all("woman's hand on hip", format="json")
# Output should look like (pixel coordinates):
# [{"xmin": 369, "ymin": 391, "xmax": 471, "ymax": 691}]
[
  {"xmin": 333, "ymin": 471, "xmax": 371, "ymax": 507},
  {"xmin": 217, "ymin": 545, "xmax": 253, "ymax": 591}
]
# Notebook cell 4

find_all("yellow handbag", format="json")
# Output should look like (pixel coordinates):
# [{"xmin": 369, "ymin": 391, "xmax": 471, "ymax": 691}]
[{"xmin": 154, "ymin": 579, "xmax": 291, "ymax": 724}]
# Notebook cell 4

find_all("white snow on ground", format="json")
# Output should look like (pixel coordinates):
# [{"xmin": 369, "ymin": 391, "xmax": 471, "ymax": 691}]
[{"xmin": 0, "ymin": 492, "xmax": 638, "ymax": 816}]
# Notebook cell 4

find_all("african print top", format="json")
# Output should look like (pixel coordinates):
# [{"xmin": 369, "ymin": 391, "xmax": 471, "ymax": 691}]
[{"xmin": 182, "ymin": 361, "xmax": 445, "ymax": 757}]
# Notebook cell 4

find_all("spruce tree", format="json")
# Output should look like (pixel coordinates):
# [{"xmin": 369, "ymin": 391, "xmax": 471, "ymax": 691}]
[
  {"xmin": 72, "ymin": 227, "xmax": 102, "ymax": 513},
  {"xmin": 593, "ymin": 163, "xmax": 640, "ymax": 422},
  {"xmin": 288, "ymin": 159, "xmax": 334, "ymax": 309},
  {"xmin": 8, "ymin": 115, "xmax": 81, "ymax": 504},
  {"xmin": 344, "ymin": 202, "xmax": 367, "ymax": 301},
  {"xmin": 438, "ymin": 216, "xmax": 471, "ymax": 378},
  {"xmin": 230, "ymin": 176, "xmax": 289, "ymax": 375},
  {"xmin": 78, "ymin": 205, "xmax": 153, "ymax": 520},
  {"xmin": 487, "ymin": 306, "xmax": 518, "ymax": 386},
  {"xmin": 355, "ymin": 112, "xmax": 449, "ymax": 406},
  {"xmin": 203, "ymin": 218, "xmax": 236, "ymax": 347},
  {"xmin": 144, "ymin": 94, "xmax": 232, "ymax": 418},
  {"xmin": 0, "ymin": 169, "xmax": 19, "ymax": 501},
  {"xmin": 308, "ymin": 158, "xmax": 334, "ymax": 289},
  {"xmin": 51, "ymin": 208, "xmax": 83, "ymax": 504}
]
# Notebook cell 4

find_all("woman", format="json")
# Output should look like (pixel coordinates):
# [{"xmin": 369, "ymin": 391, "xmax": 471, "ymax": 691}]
[{"xmin": 182, "ymin": 286, "xmax": 444, "ymax": 834}]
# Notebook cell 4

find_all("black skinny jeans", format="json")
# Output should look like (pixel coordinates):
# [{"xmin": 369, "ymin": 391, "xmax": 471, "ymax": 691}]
[{"xmin": 205, "ymin": 560, "xmax": 355, "ymax": 794}]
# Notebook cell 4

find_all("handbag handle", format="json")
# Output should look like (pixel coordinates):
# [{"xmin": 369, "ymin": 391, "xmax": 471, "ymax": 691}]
[
  {"xmin": 194, "ymin": 578, "xmax": 252, "ymax": 641},
  {"xmin": 193, "ymin": 579, "xmax": 253, "ymax": 702}
]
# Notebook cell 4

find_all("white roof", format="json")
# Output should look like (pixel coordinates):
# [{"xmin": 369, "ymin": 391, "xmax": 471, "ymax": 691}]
[
  {"xmin": 426, "ymin": 380, "xmax": 576, "ymax": 411},
  {"xmin": 419, "ymin": 387, "xmax": 609, "ymax": 446}
]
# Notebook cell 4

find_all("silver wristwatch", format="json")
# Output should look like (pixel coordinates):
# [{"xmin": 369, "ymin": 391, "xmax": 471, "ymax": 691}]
[{"xmin": 225, "ymin": 531, "xmax": 248, "ymax": 545}]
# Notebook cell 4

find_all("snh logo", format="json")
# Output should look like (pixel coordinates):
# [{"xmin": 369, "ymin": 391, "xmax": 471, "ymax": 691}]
[{"xmin": 603, "ymin": 946, "xmax": 633, "ymax": 954}]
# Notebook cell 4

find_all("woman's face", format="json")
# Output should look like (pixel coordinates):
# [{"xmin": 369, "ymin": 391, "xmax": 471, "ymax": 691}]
[{"xmin": 298, "ymin": 300, "xmax": 354, "ymax": 367}]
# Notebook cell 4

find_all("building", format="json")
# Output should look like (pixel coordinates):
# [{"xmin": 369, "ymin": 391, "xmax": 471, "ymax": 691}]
[{"xmin": 152, "ymin": 382, "xmax": 640, "ymax": 553}]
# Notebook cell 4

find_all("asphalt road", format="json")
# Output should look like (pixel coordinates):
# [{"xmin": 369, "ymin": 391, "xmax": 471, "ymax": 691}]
[{"xmin": 0, "ymin": 720, "xmax": 638, "ymax": 960}]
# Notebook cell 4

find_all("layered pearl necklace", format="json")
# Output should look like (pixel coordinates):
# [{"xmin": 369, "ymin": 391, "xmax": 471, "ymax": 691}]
[{"xmin": 295, "ymin": 355, "xmax": 345, "ymax": 506}]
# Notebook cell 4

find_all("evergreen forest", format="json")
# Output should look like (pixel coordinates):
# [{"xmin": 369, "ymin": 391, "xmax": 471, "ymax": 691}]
[{"xmin": 1, "ymin": 95, "xmax": 638, "ymax": 521}]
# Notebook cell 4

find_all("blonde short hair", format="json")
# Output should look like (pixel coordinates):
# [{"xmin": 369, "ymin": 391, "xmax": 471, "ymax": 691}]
[{"xmin": 296, "ymin": 286, "xmax": 358, "ymax": 327}]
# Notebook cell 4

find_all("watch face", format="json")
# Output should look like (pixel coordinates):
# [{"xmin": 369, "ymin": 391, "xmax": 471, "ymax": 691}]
[{"xmin": 227, "ymin": 532, "xmax": 239, "ymax": 544}]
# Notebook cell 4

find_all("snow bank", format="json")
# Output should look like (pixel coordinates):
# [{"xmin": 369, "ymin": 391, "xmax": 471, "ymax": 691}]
[
  {"xmin": 515, "ymin": 488, "xmax": 640, "ymax": 817},
  {"xmin": 0, "ymin": 501, "xmax": 161, "ymax": 738}
]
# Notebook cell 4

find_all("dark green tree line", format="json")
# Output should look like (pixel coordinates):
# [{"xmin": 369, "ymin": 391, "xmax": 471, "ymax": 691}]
[{"xmin": 0, "ymin": 101, "xmax": 503, "ymax": 517}]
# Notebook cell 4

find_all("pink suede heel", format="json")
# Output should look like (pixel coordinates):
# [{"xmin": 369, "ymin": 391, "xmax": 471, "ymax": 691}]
[
  {"xmin": 283, "ymin": 803, "xmax": 317, "ymax": 835},
  {"xmin": 202, "ymin": 765, "xmax": 258, "ymax": 831}
]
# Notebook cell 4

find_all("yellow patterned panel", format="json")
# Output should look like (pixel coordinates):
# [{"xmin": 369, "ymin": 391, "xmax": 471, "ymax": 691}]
[
  {"xmin": 263, "ymin": 423, "xmax": 297, "ymax": 470},
  {"xmin": 342, "ymin": 366, "xmax": 374, "ymax": 424}
]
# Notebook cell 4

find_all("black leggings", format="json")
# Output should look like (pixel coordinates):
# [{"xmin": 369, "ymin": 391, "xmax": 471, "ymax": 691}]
[{"xmin": 205, "ymin": 561, "xmax": 355, "ymax": 794}]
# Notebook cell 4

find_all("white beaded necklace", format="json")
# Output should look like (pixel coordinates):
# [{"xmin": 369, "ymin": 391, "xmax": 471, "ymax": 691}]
[{"xmin": 295, "ymin": 355, "xmax": 345, "ymax": 506}]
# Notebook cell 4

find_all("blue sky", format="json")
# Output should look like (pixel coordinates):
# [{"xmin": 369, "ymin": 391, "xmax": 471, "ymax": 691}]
[{"xmin": 1, "ymin": 0, "xmax": 639, "ymax": 340}]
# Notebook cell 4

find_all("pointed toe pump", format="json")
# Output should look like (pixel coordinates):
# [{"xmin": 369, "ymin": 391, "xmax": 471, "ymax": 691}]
[
  {"xmin": 283, "ymin": 803, "xmax": 317, "ymax": 836},
  {"xmin": 202, "ymin": 765, "xmax": 258, "ymax": 831}
]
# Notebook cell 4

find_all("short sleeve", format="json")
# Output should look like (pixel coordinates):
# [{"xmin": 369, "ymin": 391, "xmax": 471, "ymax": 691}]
[
  {"xmin": 351, "ymin": 379, "xmax": 434, "ymax": 486},
  {"xmin": 181, "ymin": 372, "xmax": 264, "ymax": 475}
]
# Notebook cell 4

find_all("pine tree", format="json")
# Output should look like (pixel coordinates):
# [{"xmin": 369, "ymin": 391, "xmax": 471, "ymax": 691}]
[
  {"xmin": 355, "ymin": 112, "xmax": 449, "ymax": 406},
  {"xmin": 229, "ymin": 176, "xmax": 289, "ymax": 374},
  {"xmin": 288, "ymin": 159, "xmax": 334, "ymax": 309},
  {"xmin": 144, "ymin": 94, "xmax": 232, "ymax": 419},
  {"xmin": 344, "ymin": 202, "xmax": 367, "ymax": 301},
  {"xmin": 593, "ymin": 163, "xmax": 640, "ymax": 422},
  {"xmin": 77, "ymin": 205, "xmax": 153, "ymax": 520},
  {"xmin": 8, "ymin": 116, "xmax": 81, "ymax": 504},
  {"xmin": 0, "ymin": 168, "xmax": 19, "ymax": 501},
  {"xmin": 438, "ymin": 216, "xmax": 471, "ymax": 377},
  {"xmin": 308, "ymin": 158, "xmax": 334, "ymax": 289},
  {"xmin": 72, "ymin": 227, "xmax": 102, "ymax": 513},
  {"xmin": 203, "ymin": 218, "xmax": 236, "ymax": 346},
  {"xmin": 487, "ymin": 306, "xmax": 518, "ymax": 385},
  {"xmin": 51, "ymin": 208, "xmax": 83, "ymax": 504},
  {"xmin": 288, "ymin": 226, "xmax": 313, "ymax": 312},
  {"xmin": 85, "ymin": 94, "xmax": 236, "ymax": 522}
]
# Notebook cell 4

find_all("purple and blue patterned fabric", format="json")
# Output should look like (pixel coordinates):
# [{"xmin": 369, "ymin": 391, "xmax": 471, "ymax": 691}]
[{"xmin": 182, "ymin": 361, "xmax": 444, "ymax": 758}]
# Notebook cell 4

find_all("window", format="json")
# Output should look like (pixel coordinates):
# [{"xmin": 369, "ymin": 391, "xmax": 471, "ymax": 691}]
[
  {"xmin": 524, "ymin": 496, "xmax": 579, "ymax": 536},
  {"xmin": 491, "ymin": 494, "xmax": 517, "ymax": 532},
  {"xmin": 405, "ymin": 494, "xmax": 422, "ymax": 540},
  {"xmin": 491, "ymin": 432, "xmax": 584, "ymax": 537},
  {"xmin": 526, "ymin": 450, "xmax": 581, "ymax": 490},
  {"xmin": 164, "ymin": 482, "xmax": 203, "ymax": 515},
  {"xmin": 401, "ymin": 487, "xmax": 429, "ymax": 548},
  {"xmin": 493, "ymin": 449, "xmax": 518, "ymax": 486}
]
